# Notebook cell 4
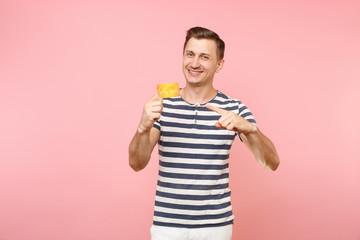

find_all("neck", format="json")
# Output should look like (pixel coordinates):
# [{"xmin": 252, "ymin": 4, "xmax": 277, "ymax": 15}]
[{"xmin": 180, "ymin": 84, "xmax": 217, "ymax": 104}]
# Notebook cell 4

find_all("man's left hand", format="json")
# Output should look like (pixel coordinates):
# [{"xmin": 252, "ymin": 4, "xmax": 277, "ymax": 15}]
[{"xmin": 206, "ymin": 104, "xmax": 257, "ymax": 135}]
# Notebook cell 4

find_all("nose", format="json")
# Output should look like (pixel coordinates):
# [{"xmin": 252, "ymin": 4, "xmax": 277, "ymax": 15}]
[{"xmin": 190, "ymin": 57, "xmax": 201, "ymax": 68}]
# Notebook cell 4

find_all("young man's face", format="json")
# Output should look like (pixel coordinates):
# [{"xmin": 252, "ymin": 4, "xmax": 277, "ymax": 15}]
[{"xmin": 182, "ymin": 38, "xmax": 224, "ymax": 87}]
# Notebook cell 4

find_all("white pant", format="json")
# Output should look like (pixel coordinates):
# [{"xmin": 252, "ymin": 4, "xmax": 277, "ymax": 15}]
[{"xmin": 150, "ymin": 224, "xmax": 233, "ymax": 240}]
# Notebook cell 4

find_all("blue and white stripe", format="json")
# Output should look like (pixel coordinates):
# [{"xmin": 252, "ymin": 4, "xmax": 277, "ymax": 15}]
[{"xmin": 152, "ymin": 91, "xmax": 256, "ymax": 228}]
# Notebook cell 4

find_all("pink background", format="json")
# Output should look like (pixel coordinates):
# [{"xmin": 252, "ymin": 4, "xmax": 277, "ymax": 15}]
[{"xmin": 1, "ymin": 1, "xmax": 359, "ymax": 239}]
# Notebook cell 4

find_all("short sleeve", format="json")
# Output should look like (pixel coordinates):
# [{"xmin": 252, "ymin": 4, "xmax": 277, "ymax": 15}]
[
  {"xmin": 238, "ymin": 101, "xmax": 257, "ymax": 126},
  {"xmin": 153, "ymin": 119, "xmax": 161, "ymax": 131},
  {"xmin": 237, "ymin": 101, "xmax": 257, "ymax": 140}
]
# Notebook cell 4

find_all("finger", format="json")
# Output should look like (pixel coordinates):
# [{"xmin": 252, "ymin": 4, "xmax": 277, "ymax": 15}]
[
  {"xmin": 218, "ymin": 112, "xmax": 232, "ymax": 123},
  {"xmin": 152, "ymin": 101, "xmax": 163, "ymax": 107},
  {"xmin": 217, "ymin": 113, "xmax": 238, "ymax": 130},
  {"xmin": 215, "ymin": 121, "xmax": 229, "ymax": 129},
  {"xmin": 146, "ymin": 96, "xmax": 162, "ymax": 109},
  {"xmin": 151, "ymin": 113, "xmax": 161, "ymax": 120},
  {"xmin": 149, "ymin": 94, "xmax": 163, "ymax": 104},
  {"xmin": 216, "ymin": 111, "xmax": 231, "ymax": 123},
  {"xmin": 152, "ymin": 106, "xmax": 163, "ymax": 113},
  {"xmin": 217, "ymin": 118, "xmax": 231, "ymax": 129},
  {"xmin": 153, "ymin": 101, "xmax": 163, "ymax": 108},
  {"xmin": 226, "ymin": 122, "xmax": 236, "ymax": 131},
  {"xmin": 206, "ymin": 104, "xmax": 227, "ymax": 115},
  {"xmin": 154, "ymin": 94, "xmax": 163, "ymax": 101}
]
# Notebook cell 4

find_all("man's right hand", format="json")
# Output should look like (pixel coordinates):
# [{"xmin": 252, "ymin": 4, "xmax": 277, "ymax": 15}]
[{"xmin": 138, "ymin": 94, "xmax": 163, "ymax": 133}]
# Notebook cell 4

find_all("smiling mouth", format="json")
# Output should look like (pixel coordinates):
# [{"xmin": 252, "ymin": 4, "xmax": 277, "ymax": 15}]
[{"xmin": 188, "ymin": 69, "xmax": 204, "ymax": 76}]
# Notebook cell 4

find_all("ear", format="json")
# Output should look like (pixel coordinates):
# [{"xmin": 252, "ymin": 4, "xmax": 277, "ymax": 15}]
[{"xmin": 216, "ymin": 59, "xmax": 225, "ymax": 73}]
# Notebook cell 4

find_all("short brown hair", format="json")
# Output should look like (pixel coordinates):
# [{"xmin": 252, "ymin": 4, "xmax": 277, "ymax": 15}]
[{"xmin": 183, "ymin": 26, "xmax": 225, "ymax": 60}]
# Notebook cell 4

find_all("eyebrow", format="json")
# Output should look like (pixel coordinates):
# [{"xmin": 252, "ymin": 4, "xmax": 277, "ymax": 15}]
[{"xmin": 185, "ymin": 50, "xmax": 212, "ymax": 57}]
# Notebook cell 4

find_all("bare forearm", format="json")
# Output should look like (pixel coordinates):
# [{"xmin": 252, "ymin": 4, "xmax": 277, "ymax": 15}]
[
  {"xmin": 244, "ymin": 129, "xmax": 280, "ymax": 171},
  {"xmin": 128, "ymin": 94, "xmax": 162, "ymax": 172},
  {"xmin": 128, "ymin": 129, "xmax": 153, "ymax": 172},
  {"xmin": 205, "ymin": 104, "xmax": 280, "ymax": 171}
]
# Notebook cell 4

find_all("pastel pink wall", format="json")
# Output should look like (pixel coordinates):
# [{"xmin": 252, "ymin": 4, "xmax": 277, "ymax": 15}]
[{"xmin": 1, "ymin": 1, "xmax": 359, "ymax": 239}]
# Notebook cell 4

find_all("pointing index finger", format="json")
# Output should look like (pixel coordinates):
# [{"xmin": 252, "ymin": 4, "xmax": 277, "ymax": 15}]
[{"xmin": 206, "ymin": 104, "xmax": 226, "ymax": 115}]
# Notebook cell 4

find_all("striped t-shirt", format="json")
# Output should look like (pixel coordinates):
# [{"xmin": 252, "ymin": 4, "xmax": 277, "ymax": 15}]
[{"xmin": 152, "ymin": 91, "xmax": 256, "ymax": 228}]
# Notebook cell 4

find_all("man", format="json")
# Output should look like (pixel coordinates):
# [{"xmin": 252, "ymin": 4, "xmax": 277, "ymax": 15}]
[{"xmin": 129, "ymin": 26, "xmax": 280, "ymax": 240}]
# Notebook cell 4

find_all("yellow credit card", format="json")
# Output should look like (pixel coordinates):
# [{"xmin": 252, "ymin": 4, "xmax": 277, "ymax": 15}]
[{"xmin": 157, "ymin": 83, "xmax": 180, "ymax": 98}]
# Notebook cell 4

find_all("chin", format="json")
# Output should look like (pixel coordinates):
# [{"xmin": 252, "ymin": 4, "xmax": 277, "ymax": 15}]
[
  {"xmin": 185, "ymin": 74, "xmax": 202, "ymax": 83},
  {"xmin": 187, "ymin": 80, "xmax": 206, "ymax": 87},
  {"xmin": 185, "ymin": 76, "xmax": 201, "ymax": 83}
]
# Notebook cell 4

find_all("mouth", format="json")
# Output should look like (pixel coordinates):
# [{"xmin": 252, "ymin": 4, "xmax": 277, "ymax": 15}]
[{"xmin": 187, "ymin": 68, "xmax": 204, "ymax": 76}]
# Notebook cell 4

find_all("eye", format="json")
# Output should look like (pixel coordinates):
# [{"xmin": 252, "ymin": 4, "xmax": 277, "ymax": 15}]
[
  {"xmin": 186, "ymin": 52, "xmax": 194, "ymax": 57},
  {"xmin": 201, "ymin": 55, "xmax": 210, "ymax": 60}
]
